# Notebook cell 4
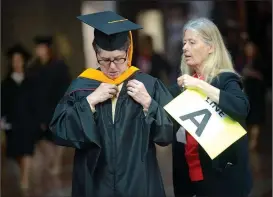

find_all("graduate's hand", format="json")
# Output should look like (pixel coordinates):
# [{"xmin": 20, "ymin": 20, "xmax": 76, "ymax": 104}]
[
  {"xmin": 177, "ymin": 74, "xmax": 201, "ymax": 89},
  {"xmin": 127, "ymin": 79, "xmax": 152, "ymax": 110},
  {"xmin": 87, "ymin": 83, "xmax": 118, "ymax": 106}
]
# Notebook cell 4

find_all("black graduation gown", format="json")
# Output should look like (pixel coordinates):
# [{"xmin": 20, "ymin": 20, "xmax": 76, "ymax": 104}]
[
  {"xmin": 49, "ymin": 71, "xmax": 173, "ymax": 197},
  {"xmin": 27, "ymin": 59, "xmax": 71, "ymax": 140},
  {"xmin": 1, "ymin": 76, "xmax": 39, "ymax": 158},
  {"xmin": 169, "ymin": 72, "xmax": 253, "ymax": 197}
]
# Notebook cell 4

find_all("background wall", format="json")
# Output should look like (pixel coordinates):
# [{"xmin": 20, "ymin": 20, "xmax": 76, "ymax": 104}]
[
  {"xmin": 1, "ymin": 0, "xmax": 85, "ymax": 78},
  {"xmin": 81, "ymin": 1, "xmax": 116, "ymax": 69}
]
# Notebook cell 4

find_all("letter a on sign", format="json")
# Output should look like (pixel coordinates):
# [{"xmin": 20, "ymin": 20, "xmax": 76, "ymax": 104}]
[{"xmin": 179, "ymin": 109, "xmax": 211, "ymax": 137}]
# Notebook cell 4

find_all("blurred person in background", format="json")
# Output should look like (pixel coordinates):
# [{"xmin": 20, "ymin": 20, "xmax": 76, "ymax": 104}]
[
  {"xmin": 137, "ymin": 34, "xmax": 172, "ymax": 85},
  {"xmin": 166, "ymin": 6, "xmax": 188, "ymax": 83},
  {"xmin": 49, "ymin": 11, "xmax": 173, "ymax": 197},
  {"xmin": 246, "ymin": 1, "xmax": 272, "ymax": 89},
  {"xmin": 242, "ymin": 41, "xmax": 266, "ymax": 151},
  {"xmin": 1, "ymin": 44, "xmax": 38, "ymax": 189},
  {"xmin": 169, "ymin": 18, "xmax": 252, "ymax": 197},
  {"xmin": 225, "ymin": 26, "xmax": 242, "ymax": 69},
  {"xmin": 27, "ymin": 35, "xmax": 71, "ymax": 174}
]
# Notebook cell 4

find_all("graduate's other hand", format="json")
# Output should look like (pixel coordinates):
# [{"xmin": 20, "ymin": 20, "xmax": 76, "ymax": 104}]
[
  {"xmin": 127, "ymin": 79, "xmax": 152, "ymax": 110},
  {"xmin": 87, "ymin": 83, "xmax": 118, "ymax": 107},
  {"xmin": 177, "ymin": 74, "xmax": 201, "ymax": 89}
]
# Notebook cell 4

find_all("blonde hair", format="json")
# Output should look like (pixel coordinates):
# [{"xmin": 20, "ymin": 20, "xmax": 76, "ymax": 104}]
[{"xmin": 180, "ymin": 18, "xmax": 238, "ymax": 82}]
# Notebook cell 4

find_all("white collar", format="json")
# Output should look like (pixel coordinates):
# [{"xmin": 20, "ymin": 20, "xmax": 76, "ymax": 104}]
[{"xmin": 11, "ymin": 72, "xmax": 24, "ymax": 84}]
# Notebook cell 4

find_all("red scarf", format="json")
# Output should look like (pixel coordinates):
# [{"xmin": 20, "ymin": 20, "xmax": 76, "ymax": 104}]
[{"xmin": 184, "ymin": 73, "xmax": 204, "ymax": 181}]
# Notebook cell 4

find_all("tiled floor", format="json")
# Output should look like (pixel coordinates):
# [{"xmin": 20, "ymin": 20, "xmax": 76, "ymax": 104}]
[
  {"xmin": 1, "ymin": 98, "xmax": 272, "ymax": 197},
  {"xmin": 1, "ymin": 143, "xmax": 271, "ymax": 197}
]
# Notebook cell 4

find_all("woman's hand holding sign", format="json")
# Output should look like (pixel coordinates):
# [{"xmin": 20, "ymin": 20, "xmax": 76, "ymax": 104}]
[
  {"xmin": 177, "ymin": 74, "xmax": 201, "ymax": 89},
  {"xmin": 177, "ymin": 74, "xmax": 220, "ymax": 104}
]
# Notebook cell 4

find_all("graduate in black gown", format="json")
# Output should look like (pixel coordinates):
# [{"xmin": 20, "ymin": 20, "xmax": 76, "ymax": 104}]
[
  {"xmin": 27, "ymin": 36, "xmax": 71, "ymax": 174},
  {"xmin": 1, "ymin": 44, "xmax": 38, "ymax": 189},
  {"xmin": 49, "ymin": 11, "xmax": 173, "ymax": 197}
]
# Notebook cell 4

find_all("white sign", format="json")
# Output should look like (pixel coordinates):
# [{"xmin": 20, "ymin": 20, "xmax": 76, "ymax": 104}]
[{"xmin": 164, "ymin": 89, "xmax": 247, "ymax": 159}]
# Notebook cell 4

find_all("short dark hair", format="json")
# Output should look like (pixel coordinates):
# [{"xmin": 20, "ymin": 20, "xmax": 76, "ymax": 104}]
[{"xmin": 92, "ymin": 37, "xmax": 130, "ymax": 53}]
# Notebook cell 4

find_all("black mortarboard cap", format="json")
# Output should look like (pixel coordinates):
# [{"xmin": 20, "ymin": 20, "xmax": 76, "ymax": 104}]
[
  {"xmin": 7, "ymin": 43, "xmax": 31, "ymax": 61},
  {"xmin": 77, "ymin": 11, "xmax": 142, "ymax": 51},
  {"xmin": 34, "ymin": 35, "xmax": 53, "ymax": 46}
]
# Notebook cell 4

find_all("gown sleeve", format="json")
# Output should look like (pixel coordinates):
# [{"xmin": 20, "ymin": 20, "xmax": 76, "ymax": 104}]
[
  {"xmin": 168, "ymin": 83, "xmax": 184, "ymax": 133},
  {"xmin": 144, "ymin": 79, "xmax": 174, "ymax": 146},
  {"xmin": 49, "ymin": 91, "xmax": 101, "ymax": 150},
  {"xmin": 217, "ymin": 72, "xmax": 250, "ymax": 122}
]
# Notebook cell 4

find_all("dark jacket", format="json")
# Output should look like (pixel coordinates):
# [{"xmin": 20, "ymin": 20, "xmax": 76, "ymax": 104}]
[{"xmin": 169, "ymin": 72, "xmax": 253, "ymax": 197}]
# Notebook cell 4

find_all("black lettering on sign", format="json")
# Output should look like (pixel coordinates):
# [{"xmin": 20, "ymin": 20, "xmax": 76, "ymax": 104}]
[
  {"xmin": 179, "ymin": 109, "xmax": 212, "ymax": 137},
  {"xmin": 205, "ymin": 97, "xmax": 226, "ymax": 117},
  {"xmin": 219, "ymin": 111, "xmax": 225, "ymax": 117}
]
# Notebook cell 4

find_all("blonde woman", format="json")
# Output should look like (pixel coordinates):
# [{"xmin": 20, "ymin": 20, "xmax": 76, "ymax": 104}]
[{"xmin": 169, "ymin": 18, "xmax": 252, "ymax": 197}]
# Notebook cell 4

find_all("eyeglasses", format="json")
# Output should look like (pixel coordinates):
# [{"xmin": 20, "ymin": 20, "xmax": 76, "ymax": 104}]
[{"xmin": 97, "ymin": 51, "xmax": 127, "ymax": 67}]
